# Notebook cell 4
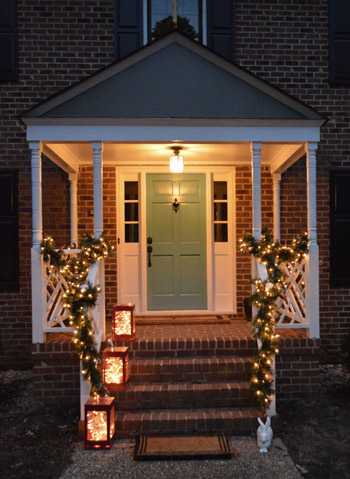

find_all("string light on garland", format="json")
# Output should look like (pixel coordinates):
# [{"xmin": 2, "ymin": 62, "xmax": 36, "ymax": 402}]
[
  {"xmin": 41, "ymin": 233, "xmax": 114, "ymax": 397},
  {"xmin": 239, "ymin": 227, "xmax": 309, "ymax": 409}
]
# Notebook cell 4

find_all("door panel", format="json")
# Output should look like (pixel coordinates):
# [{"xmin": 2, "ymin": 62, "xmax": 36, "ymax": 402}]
[{"xmin": 147, "ymin": 173, "xmax": 207, "ymax": 310}]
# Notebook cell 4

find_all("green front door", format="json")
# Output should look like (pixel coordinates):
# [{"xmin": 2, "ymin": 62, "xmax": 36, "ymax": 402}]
[{"xmin": 146, "ymin": 173, "xmax": 207, "ymax": 310}]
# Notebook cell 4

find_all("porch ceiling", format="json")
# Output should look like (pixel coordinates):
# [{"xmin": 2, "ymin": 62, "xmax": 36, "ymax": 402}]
[{"xmin": 43, "ymin": 141, "xmax": 305, "ymax": 174}]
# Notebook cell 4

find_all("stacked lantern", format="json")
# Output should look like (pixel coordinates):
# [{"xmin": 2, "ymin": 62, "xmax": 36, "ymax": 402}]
[
  {"xmin": 85, "ymin": 397, "xmax": 115, "ymax": 450},
  {"xmin": 112, "ymin": 303, "xmax": 135, "ymax": 342},
  {"xmin": 102, "ymin": 346, "xmax": 130, "ymax": 391}
]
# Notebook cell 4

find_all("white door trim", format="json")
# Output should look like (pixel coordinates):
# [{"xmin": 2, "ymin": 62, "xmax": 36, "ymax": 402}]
[{"xmin": 116, "ymin": 165, "xmax": 236, "ymax": 315}]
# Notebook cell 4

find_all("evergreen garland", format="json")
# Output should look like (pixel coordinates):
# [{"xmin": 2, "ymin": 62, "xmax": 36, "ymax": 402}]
[
  {"xmin": 239, "ymin": 228, "xmax": 309, "ymax": 409},
  {"xmin": 41, "ymin": 233, "xmax": 114, "ymax": 397}
]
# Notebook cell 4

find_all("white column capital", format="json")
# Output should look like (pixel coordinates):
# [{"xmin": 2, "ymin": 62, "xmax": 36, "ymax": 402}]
[
  {"xmin": 306, "ymin": 142, "xmax": 318, "ymax": 152},
  {"xmin": 68, "ymin": 172, "xmax": 78, "ymax": 183},
  {"xmin": 91, "ymin": 141, "xmax": 104, "ymax": 152},
  {"xmin": 29, "ymin": 141, "xmax": 42, "ymax": 151},
  {"xmin": 273, "ymin": 172, "xmax": 281, "ymax": 182},
  {"xmin": 250, "ymin": 142, "xmax": 262, "ymax": 152}
]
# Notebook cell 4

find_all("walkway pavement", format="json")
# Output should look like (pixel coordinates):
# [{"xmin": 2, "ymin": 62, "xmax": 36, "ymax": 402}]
[{"xmin": 60, "ymin": 436, "xmax": 302, "ymax": 479}]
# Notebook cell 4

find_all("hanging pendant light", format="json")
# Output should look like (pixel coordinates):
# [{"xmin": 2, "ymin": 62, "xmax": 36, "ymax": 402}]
[{"xmin": 170, "ymin": 146, "xmax": 184, "ymax": 173}]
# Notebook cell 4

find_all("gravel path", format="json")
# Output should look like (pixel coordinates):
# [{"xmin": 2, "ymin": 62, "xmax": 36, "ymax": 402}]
[{"xmin": 60, "ymin": 436, "xmax": 301, "ymax": 479}]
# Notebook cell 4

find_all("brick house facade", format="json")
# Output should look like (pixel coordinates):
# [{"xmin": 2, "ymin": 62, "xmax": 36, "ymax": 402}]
[{"xmin": 0, "ymin": 2, "xmax": 348, "ymax": 423}]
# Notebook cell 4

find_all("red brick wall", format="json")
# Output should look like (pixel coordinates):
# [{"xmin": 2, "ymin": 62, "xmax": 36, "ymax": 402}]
[
  {"xmin": 31, "ymin": 342, "xmax": 80, "ymax": 405},
  {"xmin": 276, "ymin": 337, "xmax": 321, "ymax": 403}
]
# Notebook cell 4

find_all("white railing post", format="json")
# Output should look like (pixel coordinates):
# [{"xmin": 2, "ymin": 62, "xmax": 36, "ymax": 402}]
[
  {"xmin": 69, "ymin": 172, "xmax": 78, "ymax": 246},
  {"xmin": 273, "ymin": 173, "xmax": 281, "ymax": 242},
  {"xmin": 98, "ymin": 260, "xmax": 106, "ymax": 342},
  {"xmin": 306, "ymin": 142, "xmax": 320, "ymax": 338},
  {"xmin": 91, "ymin": 141, "xmax": 103, "ymax": 239},
  {"xmin": 80, "ymin": 365, "xmax": 90, "ymax": 421},
  {"xmin": 30, "ymin": 141, "xmax": 46, "ymax": 343}
]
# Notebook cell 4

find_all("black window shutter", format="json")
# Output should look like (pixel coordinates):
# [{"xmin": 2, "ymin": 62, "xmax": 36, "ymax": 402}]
[
  {"xmin": 207, "ymin": 0, "xmax": 235, "ymax": 61},
  {"xmin": 0, "ymin": 0, "xmax": 18, "ymax": 81},
  {"xmin": 0, "ymin": 171, "xmax": 19, "ymax": 291},
  {"xmin": 114, "ymin": 0, "xmax": 143, "ymax": 60},
  {"xmin": 330, "ymin": 170, "xmax": 350, "ymax": 285},
  {"xmin": 329, "ymin": 0, "xmax": 350, "ymax": 84}
]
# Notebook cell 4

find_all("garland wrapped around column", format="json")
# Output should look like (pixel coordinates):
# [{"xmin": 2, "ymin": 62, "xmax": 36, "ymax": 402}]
[
  {"xmin": 41, "ymin": 233, "xmax": 114, "ymax": 397},
  {"xmin": 239, "ymin": 228, "xmax": 309, "ymax": 409}
]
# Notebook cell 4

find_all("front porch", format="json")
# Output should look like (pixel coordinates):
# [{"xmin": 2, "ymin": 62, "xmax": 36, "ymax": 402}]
[{"xmin": 22, "ymin": 32, "xmax": 325, "ymax": 430}]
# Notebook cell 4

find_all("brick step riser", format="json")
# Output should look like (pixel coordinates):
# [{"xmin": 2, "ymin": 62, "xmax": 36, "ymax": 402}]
[
  {"xmin": 113, "ymin": 383, "xmax": 252, "ymax": 410},
  {"xmin": 129, "ymin": 370, "xmax": 251, "ymax": 383},
  {"xmin": 129, "ymin": 348, "xmax": 256, "ymax": 358},
  {"xmin": 129, "ymin": 358, "xmax": 253, "ymax": 383},
  {"xmin": 114, "ymin": 409, "xmax": 263, "ymax": 438}
]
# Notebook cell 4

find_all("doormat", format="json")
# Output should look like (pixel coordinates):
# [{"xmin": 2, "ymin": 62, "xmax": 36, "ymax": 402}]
[
  {"xmin": 135, "ymin": 314, "xmax": 231, "ymax": 325},
  {"xmin": 135, "ymin": 434, "xmax": 233, "ymax": 460}
]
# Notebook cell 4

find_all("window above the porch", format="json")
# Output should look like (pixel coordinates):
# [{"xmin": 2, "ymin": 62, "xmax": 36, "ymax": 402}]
[
  {"xmin": 114, "ymin": 0, "xmax": 235, "ymax": 61},
  {"xmin": 329, "ymin": 0, "xmax": 350, "ymax": 84}
]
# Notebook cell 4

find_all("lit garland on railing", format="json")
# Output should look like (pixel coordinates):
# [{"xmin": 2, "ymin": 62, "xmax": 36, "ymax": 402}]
[
  {"xmin": 239, "ymin": 228, "xmax": 309, "ymax": 409},
  {"xmin": 41, "ymin": 233, "xmax": 114, "ymax": 397}
]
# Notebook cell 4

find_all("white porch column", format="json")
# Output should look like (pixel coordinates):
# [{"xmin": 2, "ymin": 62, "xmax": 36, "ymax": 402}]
[
  {"xmin": 251, "ymin": 142, "xmax": 262, "ymax": 239},
  {"xmin": 30, "ymin": 142, "xmax": 43, "ymax": 246},
  {"xmin": 30, "ymin": 142, "xmax": 46, "ymax": 343},
  {"xmin": 91, "ymin": 141, "xmax": 103, "ymax": 239},
  {"xmin": 306, "ymin": 142, "xmax": 320, "ymax": 338},
  {"xmin": 273, "ymin": 173, "xmax": 281, "ymax": 242},
  {"xmin": 69, "ymin": 173, "xmax": 78, "ymax": 246}
]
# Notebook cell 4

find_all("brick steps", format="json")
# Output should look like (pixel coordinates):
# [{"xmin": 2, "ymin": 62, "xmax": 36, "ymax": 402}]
[
  {"xmin": 112, "ymin": 323, "xmax": 260, "ymax": 437},
  {"xmin": 114, "ymin": 380, "xmax": 252, "ymax": 410},
  {"xmin": 129, "ymin": 356, "xmax": 254, "ymax": 383},
  {"xmin": 118, "ymin": 337, "xmax": 256, "ymax": 358},
  {"xmin": 115, "ymin": 407, "xmax": 264, "ymax": 438}
]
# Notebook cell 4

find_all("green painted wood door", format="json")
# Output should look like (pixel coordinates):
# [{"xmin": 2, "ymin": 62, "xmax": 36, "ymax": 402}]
[{"xmin": 146, "ymin": 173, "xmax": 207, "ymax": 310}]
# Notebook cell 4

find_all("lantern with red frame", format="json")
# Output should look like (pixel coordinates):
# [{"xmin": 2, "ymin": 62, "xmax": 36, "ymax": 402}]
[
  {"xmin": 112, "ymin": 303, "xmax": 135, "ymax": 342},
  {"xmin": 85, "ymin": 397, "xmax": 115, "ymax": 450},
  {"xmin": 102, "ymin": 346, "xmax": 129, "ymax": 391}
]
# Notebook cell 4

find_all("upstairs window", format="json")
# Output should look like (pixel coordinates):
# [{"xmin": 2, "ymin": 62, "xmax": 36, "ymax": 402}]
[
  {"xmin": 0, "ymin": 0, "xmax": 18, "ymax": 81},
  {"xmin": 330, "ymin": 170, "xmax": 350, "ymax": 285},
  {"xmin": 149, "ymin": 0, "xmax": 201, "ymax": 42},
  {"xmin": 114, "ymin": 0, "xmax": 235, "ymax": 62},
  {"xmin": 329, "ymin": 0, "xmax": 350, "ymax": 84}
]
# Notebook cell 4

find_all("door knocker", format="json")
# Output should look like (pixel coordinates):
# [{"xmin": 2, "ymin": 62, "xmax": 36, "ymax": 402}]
[{"xmin": 172, "ymin": 198, "xmax": 180, "ymax": 213}]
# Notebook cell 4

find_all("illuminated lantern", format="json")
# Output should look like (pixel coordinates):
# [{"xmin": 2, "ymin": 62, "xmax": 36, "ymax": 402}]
[
  {"xmin": 85, "ymin": 397, "xmax": 115, "ymax": 450},
  {"xmin": 102, "ymin": 346, "xmax": 130, "ymax": 391},
  {"xmin": 112, "ymin": 303, "xmax": 135, "ymax": 342}
]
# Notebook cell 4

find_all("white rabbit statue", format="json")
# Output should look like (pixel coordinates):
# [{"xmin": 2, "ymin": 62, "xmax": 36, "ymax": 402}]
[{"xmin": 257, "ymin": 416, "xmax": 273, "ymax": 453}]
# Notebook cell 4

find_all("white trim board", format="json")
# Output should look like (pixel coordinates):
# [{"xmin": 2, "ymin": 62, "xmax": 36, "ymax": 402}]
[{"xmin": 27, "ymin": 125, "xmax": 321, "ymax": 143}]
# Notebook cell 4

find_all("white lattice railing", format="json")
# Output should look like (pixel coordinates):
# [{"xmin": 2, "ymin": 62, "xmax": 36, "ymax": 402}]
[
  {"xmin": 275, "ymin": 257, "xmax": 308, "ymax": 329},
  {"xmin": 44, "ymin": 249, "xmax": 80, "ymax": 333}
]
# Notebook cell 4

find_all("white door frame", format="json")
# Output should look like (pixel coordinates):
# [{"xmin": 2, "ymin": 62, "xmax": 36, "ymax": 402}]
[{"xmin": 116, "ymin": 165, "xmax": 236, "ymax": 315}]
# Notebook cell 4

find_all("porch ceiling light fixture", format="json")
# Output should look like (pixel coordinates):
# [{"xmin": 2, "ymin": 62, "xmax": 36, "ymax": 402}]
[{"xmin": 170, "ymin": 146, "xmax": 184, "ymax": 173}]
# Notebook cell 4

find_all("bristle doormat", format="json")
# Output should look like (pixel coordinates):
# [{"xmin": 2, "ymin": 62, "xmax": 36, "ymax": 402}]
[{"xmin": 135, "ymin": 434, "xmax": 232, "ymax": 460}]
